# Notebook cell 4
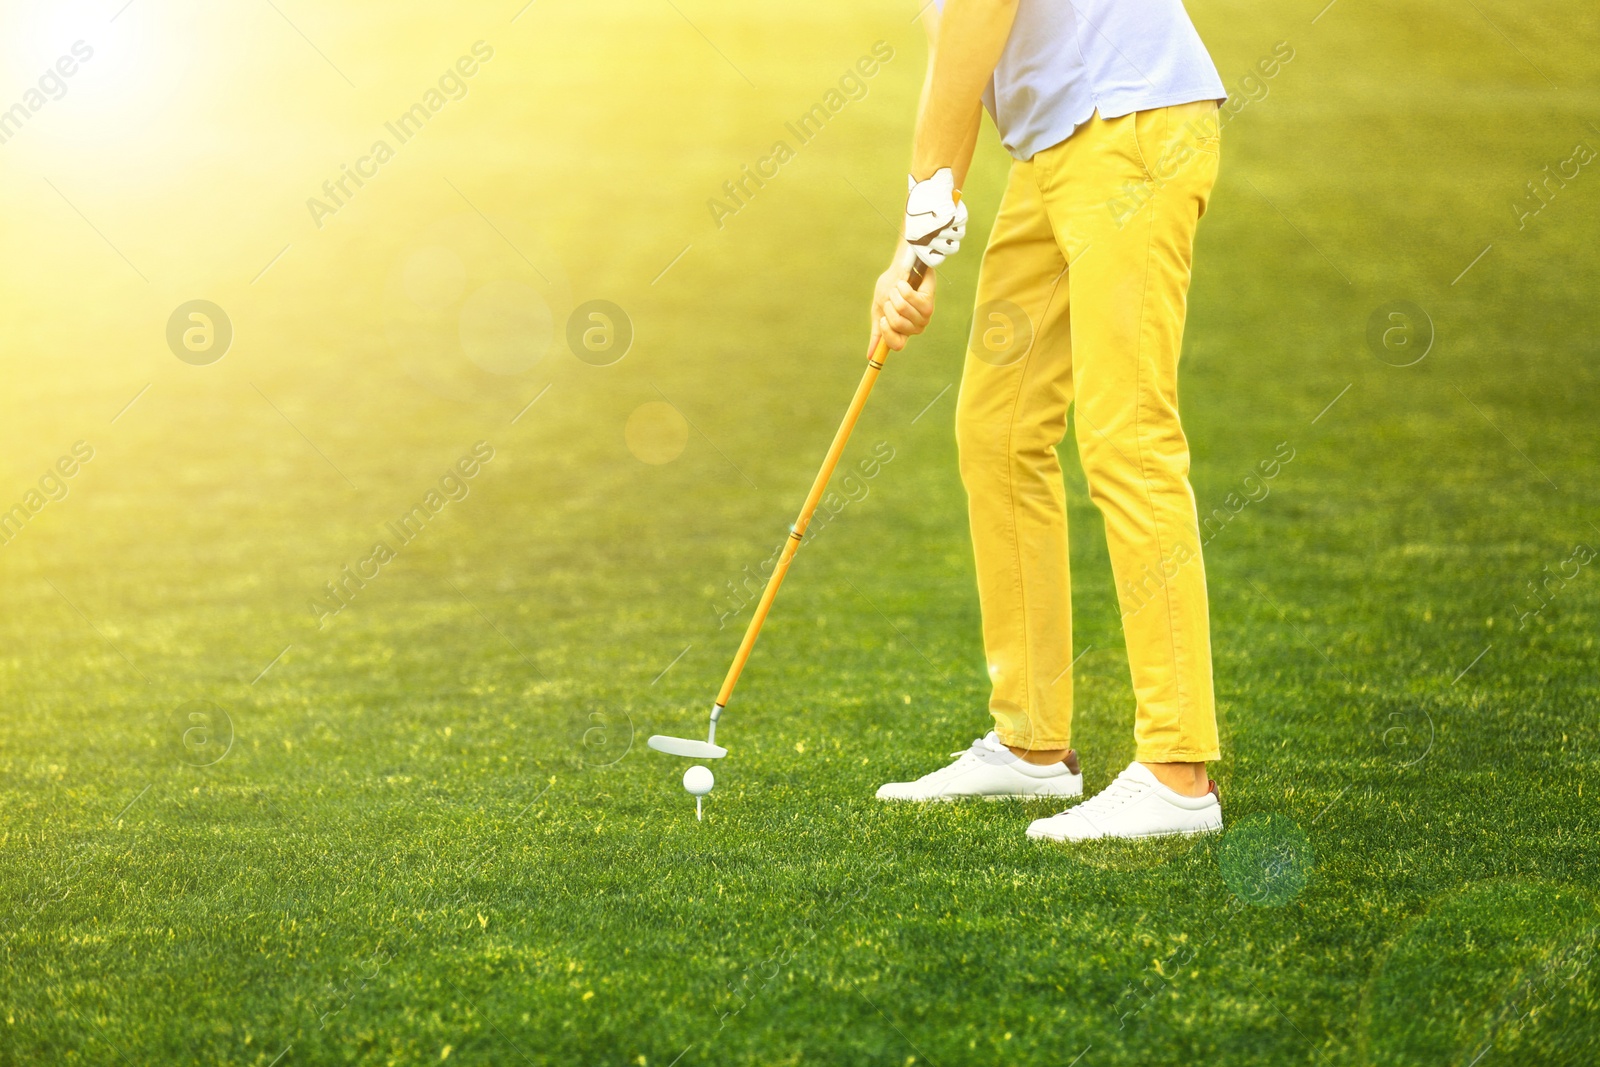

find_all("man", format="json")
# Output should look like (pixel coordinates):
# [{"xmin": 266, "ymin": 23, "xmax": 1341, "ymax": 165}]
[{"xmin": 870, "ymin": 0, "xmax": 1228, "ymax": 840}]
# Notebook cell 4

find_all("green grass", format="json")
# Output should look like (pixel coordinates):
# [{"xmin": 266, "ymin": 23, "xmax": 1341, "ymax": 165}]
[{"xmin": 2, "ymin": 0, "xmax": 1599, "ymax": 1063}]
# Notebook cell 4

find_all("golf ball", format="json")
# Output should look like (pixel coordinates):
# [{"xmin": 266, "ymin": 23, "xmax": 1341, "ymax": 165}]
[{"xmin": 682, "ymin": 765, "xmax": 714, "ymax": 796}]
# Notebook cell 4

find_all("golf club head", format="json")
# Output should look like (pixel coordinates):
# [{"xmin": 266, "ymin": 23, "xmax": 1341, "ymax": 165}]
[{"xmin": 648, "ymin": 734, "xmax": 728, "ymax": 760}]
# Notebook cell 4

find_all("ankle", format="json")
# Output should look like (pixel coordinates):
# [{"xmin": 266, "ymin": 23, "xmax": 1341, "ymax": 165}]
[
  {"xmin": 1007, "ymin": 744, "xmax": 1078, "ymax": 770},
  {"xmin": 1140, "ymin": 760, "xmax": 1209, "ymax": 797}
]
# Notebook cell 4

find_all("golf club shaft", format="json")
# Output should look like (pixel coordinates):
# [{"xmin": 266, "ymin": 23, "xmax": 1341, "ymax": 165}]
[{"xmin": 713, "ymin": 257, "xmax": 931, "ymax": 714}]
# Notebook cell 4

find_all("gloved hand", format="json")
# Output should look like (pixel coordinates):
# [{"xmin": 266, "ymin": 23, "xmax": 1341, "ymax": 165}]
[{"xmin": 903, "ymin": 167, "xmax": 968, "ymax": 268}]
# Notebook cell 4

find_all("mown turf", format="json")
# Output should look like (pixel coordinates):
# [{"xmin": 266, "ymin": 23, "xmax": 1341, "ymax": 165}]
[{"xmin": 2, "ymin": 0, "xmax": 1598, "ymax": 1064}]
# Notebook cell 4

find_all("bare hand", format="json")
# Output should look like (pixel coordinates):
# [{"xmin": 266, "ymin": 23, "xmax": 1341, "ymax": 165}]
[{"xmin": 867, "ymin": 246, "xmax": 938, "ymax": 357}]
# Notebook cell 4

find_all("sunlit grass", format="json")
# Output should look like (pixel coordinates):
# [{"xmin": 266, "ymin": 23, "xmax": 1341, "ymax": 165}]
[{"xmin": 1, "ymin": 0, "xmax": 1598, "ymax": 1063}]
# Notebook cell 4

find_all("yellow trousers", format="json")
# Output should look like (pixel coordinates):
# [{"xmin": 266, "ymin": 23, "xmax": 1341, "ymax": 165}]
[{"xmin": 957, "ymin": 101, "xmax": 1221, "ymax": 763}]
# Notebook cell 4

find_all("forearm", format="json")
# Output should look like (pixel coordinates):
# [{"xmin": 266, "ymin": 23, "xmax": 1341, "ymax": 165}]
[
  {"xmin": 950, "ymin": 104, "xmax": 982, "ymax": 188},
  {"xmin": 911, "ymin": 0, "xmax": 1017, "ymax": 182}
]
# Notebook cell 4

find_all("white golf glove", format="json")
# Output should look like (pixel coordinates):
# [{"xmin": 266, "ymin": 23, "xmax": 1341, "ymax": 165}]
[{"xmin": 903, "ymin": 167, "xmax": 967, "ymax": 268}]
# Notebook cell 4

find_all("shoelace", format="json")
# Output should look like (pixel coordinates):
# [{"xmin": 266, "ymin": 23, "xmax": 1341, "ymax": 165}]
[
  {"xmin": 918, "ymin": 735, "xmax": 1008, "ymax": 783},
  {"xmin": 948, "ymin": 734, "xmax": 1006, "ymax": 759},
  {"xmin": 1071, "ymin": 772, "xmax": 1146, "ymax": 818}
]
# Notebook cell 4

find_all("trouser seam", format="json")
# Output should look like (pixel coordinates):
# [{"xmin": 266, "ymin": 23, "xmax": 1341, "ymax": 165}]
[
  {"xmin": 997, "ymin": 170, "xmax": 1042, "ymax": 740},
  {"xmin": 1129, "ymin": 107, "xmax": 1189, "ymax": 748}
]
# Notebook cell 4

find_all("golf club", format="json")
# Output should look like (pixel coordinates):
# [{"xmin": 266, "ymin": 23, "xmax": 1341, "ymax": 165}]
[{"xmin": 649, "ymin": 249, "xmax": 939, "ymax": 814}]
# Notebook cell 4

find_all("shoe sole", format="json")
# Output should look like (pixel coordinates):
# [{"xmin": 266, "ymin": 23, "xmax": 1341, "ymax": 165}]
[
  {"xmin": 1026, "ymin": 821, "xmax": 1223, "ymax": 843},
  {"xmin": 877, "ymin": 790, "xmax": 1084, "ymax": 803}
]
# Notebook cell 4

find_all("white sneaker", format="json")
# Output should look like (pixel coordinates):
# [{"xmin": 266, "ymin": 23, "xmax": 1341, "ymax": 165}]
[
  {"xmin": 1026, "ymin": 761, "xmax": 1222, "ymax": 841},
  {"xmin": 876, "ymin": 732, "xmax": 1083, "ymax": 802}
]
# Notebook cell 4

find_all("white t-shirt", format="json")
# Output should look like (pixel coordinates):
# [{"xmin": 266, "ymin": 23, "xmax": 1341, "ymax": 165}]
[{"xmin": 936, "ymin": 0, "xmax": 1227, "ymax": 161}]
